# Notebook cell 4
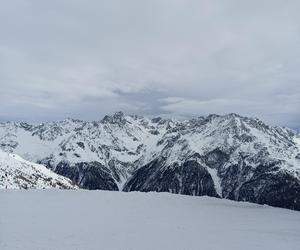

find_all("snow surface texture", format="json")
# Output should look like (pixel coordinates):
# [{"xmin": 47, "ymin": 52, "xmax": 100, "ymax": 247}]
[
  {"xmin": 0, "ymin": 112, "xmax": 300, "ymax": 209},
  {"xmin": 0, "ymin": 190, "xmax": 299, "ymax": 250},
  {"xmin": 0, "ymin": 150, "xmax": 75, "ymax": 189}
]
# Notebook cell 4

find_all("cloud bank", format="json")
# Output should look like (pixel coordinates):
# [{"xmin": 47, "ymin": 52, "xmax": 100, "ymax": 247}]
[{"xmin": 0, "ymin": 0, "xmax": 299, "ymax": 129}]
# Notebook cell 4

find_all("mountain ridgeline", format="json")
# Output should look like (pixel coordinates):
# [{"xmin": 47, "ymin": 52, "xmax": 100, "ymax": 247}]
[
  {"xmin": 0, "ymin": 150, "xmax": 75, "ymax": 189},
  {"xmin": 0, "ymin": 112, "xmax": 299, "ymax": 210}
]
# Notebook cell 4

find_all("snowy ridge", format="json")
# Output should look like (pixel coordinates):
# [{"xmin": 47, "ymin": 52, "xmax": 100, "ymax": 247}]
[{"xmin": 0, "ymin": 150, "xmax": 76, "ymax": 189}]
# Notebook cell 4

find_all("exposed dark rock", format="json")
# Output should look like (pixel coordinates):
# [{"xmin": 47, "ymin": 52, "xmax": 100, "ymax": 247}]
[
  {"xmin": 204, "ymin": 149, "xmax": 229, "ymax": 169},
  {"xmin": 55, "ymin": 161, "xmax": 119, "ymax": 190},
  {"xmin": 77, "ymin": 142, "xmax": 85, "ymax": 149},
  {"xmin": 238, "ymin": 169, "xmax": 300, "ymax": 210},
  {"xmin": 124, "ymin": 157, "xmax": 219, "ymax": 197}
]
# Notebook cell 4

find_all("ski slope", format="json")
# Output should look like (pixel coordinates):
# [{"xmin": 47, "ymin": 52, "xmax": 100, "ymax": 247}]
[{"xmin": 0, "ymin": 190, "xmax": 299, "ymax": 250}]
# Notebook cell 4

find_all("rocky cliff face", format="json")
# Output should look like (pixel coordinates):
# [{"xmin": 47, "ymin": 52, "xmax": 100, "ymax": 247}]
[{"xmin": 0, "ymin": 112, "xmax": 299, "ymax": 210}]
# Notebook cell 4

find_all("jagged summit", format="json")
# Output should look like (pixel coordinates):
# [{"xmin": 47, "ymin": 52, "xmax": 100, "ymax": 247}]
[
  {"xmin": 102, "ymin": 111, "xmax": 127, "ymax": 125},
  {"xmin": 0, "ymin": 112, "xmax": 299, "ymax": 209}
]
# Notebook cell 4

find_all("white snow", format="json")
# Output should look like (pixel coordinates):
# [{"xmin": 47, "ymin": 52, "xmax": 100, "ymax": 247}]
[
  {"xmin": 0, "ymin": 190, "xmax": 299, "ymax": 250},
  {"xmin": 205, "ymin": 167, "xmax": 222, "ymax": 196},
  {"xmin": 294, "ymin": 136, "xmax": 300, "ymax": 147}
]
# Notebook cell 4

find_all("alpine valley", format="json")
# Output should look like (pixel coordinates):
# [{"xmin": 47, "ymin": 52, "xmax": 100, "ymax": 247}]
[{"xmin": 0, "ymin": 112, "xmax": 299, "ymax": 210}]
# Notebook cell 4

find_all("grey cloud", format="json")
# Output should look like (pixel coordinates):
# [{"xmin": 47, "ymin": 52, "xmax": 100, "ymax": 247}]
[{"xmin": 0, "ymin": 0, "xmax": 300, "ymax": 129}]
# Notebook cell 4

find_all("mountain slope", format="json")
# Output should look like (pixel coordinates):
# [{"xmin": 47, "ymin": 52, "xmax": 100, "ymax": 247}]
[
  {"xmin": 0, "ymin": 112, "xmax": 299, "ymax": 209},
  {"xmin": 0, "ymin": 150, "xmax": 76, "ymax": 189},
  {"xmin": 124, "ymin": 114, "xmax": 300, "ymax": 210}
]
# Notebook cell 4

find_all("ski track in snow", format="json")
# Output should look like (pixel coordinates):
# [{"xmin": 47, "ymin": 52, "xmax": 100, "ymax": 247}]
[{"xmin": 0, "ymin": 190, "xmax": 299, "ymax": 250}]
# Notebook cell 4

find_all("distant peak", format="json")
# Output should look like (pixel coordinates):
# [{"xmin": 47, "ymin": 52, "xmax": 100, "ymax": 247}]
[
  {"xmin": 225, "ymin": 113, "xmax": 241, "ymax": 118},
  {"xmin": 206, "ymin": 114, "xmax": 220, "ymax": 120},
  {"xmin": 62, "ymin": 118, "xmax": 83, "ymax": 123},
  {"xmin": 113, "ymin": 111, "xmax": 125, "ymax": 118},
  {"xmin": 102, "ymin": 111, "xmax": 126, "ymax": 125}
]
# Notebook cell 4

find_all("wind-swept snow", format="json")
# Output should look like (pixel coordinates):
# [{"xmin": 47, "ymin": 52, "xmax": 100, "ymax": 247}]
[{"xmin": 0, "ymin": 190, "xmax": 299, "ymax": 250}]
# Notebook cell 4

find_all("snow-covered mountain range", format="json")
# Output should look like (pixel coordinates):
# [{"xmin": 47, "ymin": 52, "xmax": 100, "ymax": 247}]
[{"xmin": 0, "ymin": 112, "xmax": 299, "ymax": 210}]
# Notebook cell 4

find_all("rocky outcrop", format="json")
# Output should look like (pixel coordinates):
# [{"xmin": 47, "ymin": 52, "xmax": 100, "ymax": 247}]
[
  {"xmin": 124, "ymin": 156, "xmax": 219, "ymax": 197},
  {"xmin": 55, "ymin": 161, "xmax": 118, "ymax": 190}
]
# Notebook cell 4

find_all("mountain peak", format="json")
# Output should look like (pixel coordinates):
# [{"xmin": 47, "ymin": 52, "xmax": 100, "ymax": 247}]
[
  {"xmin": 113, "ymin": 111, "xmax": 125, "ymax": 119},
  {"xmin": 102, "ymin": 111, "xmax": 126, "ymax": 125}
]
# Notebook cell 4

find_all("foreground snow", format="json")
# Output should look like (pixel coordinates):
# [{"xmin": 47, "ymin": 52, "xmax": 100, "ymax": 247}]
[{"xmin": 0, "ymin": 191, "xmax": 299, "ymax": 250}]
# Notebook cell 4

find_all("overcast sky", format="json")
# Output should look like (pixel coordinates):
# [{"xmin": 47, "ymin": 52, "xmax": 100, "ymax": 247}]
[{"xmin": 0, "ymin": 0, "xmax": 300, "ymax": 129}]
